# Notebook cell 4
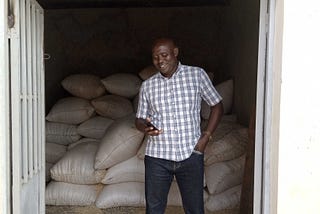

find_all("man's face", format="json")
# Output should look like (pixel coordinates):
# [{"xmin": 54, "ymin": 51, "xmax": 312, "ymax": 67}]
[{"xmin": 152, "ymin": 41, "xmax": 179, "ymax": 78}]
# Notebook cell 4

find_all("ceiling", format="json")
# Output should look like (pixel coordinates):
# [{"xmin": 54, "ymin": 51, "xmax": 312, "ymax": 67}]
[{"xmin": 36, "ymin": 0, "xmax": 227, "ymax": 9}]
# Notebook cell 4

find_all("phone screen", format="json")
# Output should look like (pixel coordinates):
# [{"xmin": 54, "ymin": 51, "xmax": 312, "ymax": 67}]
[{"xmin": 145, "ymin": 121, "xmax": 159, "ymax": 131}]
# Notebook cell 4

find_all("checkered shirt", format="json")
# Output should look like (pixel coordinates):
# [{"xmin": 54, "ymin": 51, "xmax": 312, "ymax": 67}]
[{"xmin": 136, "ymin": 63, "xmax": 222, "ymax": 161}]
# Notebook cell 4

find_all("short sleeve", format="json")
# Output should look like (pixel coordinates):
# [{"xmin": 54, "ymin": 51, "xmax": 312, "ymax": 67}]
[
  {"xmin": 200, "ymin": 70, "xmax": 222, "ymax": 106},
  {"xmin": 136, "ymin": 83, "xmax": 149, "ymax": 119}
]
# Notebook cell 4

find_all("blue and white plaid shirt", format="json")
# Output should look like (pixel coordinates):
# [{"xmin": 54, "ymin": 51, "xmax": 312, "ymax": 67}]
[{"xmin": 136, "ymin": 63, "xmax": 222, "ymax": 161}]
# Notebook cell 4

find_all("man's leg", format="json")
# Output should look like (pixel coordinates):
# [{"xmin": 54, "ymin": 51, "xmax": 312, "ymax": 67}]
[
  {"xmin": 144, "ymin": 155, "xmax": 174, "ymax": 214},
  {"xmin": 175, "ymin": 152, "xmax": 204, "ymax": 214}
]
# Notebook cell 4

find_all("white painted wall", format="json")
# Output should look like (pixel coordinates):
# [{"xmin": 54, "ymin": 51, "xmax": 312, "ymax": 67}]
[{"xmin": 277, "ymin": 0, "xmax": 320, "ymax": 213}]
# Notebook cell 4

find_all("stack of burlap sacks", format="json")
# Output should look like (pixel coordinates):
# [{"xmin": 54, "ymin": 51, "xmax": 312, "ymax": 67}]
[{"xmin": 45, "ymin": 66, "xmax": 248, "ymax": 212}]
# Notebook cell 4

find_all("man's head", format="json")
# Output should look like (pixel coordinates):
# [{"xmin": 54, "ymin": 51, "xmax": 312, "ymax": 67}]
[{"xmin": 152, "ymin": 38, "xmax": 179, "ymax": 78}]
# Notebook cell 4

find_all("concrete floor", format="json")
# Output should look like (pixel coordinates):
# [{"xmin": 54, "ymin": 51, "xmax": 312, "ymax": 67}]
[{"xmin": 46, "ymin": 205, "xmax": 239, "ymax": 214}]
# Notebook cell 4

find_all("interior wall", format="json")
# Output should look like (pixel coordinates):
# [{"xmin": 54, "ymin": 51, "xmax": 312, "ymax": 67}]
[
  {"xmin": 44, "ymin": 3, "xmax": 260, "ymax": 126},
  {"xmin": 44, "ymin": 7, "xmax": 227, "ymax": 112},
  {"xmin": 221, "ymin": 0, "xmax": 260, "ymax": 125}
]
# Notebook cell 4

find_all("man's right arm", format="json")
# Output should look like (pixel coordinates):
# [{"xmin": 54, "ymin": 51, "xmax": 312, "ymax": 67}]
[
  {"xmin": 135, "ymin": 118, "xmax": 148, "ymax": 132},
  {"xmin": 135, "ymin": 117, "xmax": 163, "ymax": 136}
]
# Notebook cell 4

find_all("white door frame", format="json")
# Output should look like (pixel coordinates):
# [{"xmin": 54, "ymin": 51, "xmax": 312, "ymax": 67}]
[
  {"xmin": 1, "ymin": 0, "xmax": 281, "ymax": 213},
  {"xmin": 255, "ymin": 0, "xmax": 282, "ymax": 213},
  {"xmin": 1, "ymin": 0, "xmax": 45, "ymax": 213},
  {"xmin": 0, "ymin": 0, "xmax": 11, "ymax": 212}
]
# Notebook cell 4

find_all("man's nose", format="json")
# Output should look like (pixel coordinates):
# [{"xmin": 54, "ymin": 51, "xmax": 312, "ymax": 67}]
[{"xmin": 158, "ymin": 57, "xmax": 164, "ymax": 64}]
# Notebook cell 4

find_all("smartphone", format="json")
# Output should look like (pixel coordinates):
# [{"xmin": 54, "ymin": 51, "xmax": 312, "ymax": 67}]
[{"xmin": 145, "ymin": 121, "xmax": 159, "ymax": 131}]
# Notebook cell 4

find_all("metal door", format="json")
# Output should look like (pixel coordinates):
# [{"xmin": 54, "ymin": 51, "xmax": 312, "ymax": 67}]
[{"xmin": 8, "ymin": 0, "xmax": 45, "ymax": 213}]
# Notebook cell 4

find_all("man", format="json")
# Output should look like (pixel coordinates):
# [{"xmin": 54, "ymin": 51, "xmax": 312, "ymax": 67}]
[{"xmin": 135, "ymin": 38, "xmax": 223, "ymax": 214}]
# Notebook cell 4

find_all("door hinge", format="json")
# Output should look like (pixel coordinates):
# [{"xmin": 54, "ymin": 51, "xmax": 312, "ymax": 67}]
[{"xmin": 8, "ymin": 13, "xmax": 15, "ymax": 29}]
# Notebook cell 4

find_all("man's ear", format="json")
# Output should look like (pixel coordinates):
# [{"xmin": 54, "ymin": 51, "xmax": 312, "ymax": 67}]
[{"xmin": 174, "ymin": 47, "xmax": 179, "ymax": 57}]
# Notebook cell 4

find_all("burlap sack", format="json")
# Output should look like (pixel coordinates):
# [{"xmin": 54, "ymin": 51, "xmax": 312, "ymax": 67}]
[
  {"xmin": 61, "ymin": 74, "xmax": 106, "ymax": 100},
  {"xmin": 46, "ymin": 162, "xmax": 54, "ymax": 182},
  {"xmin": 201, "ymin": 79, "xmax": 233, "ymax": 119},
  {"xmin": 94, "ymin": 114, "xmax": 144, "ymax": 170},
  {"xmin": 205, "ymin": 184, "xmax": 242, "ymax": 212},
  {"xmin": 67, "ymin": 138, "xmax": 99, "ymax": 150},
  {"xmin": 136, "ymin": 136, "xmax": 147, "ymax": 160},
  {"xmin": 101, "ymin": 156, "xmax": 145, "ymax": 184},
  {"xmin": 46, "ymin": 97, "xmax": 95, "ymax": 125},
  {"xmin": 204, "ymin": 128, "xmax": 248, "ymax": 166},
  {"xmin": 95, "ymin": 182, "xmax": 145, "ymax": 208},
  {"xmin": 205, "ymin": 155, "xmax": 245, "ymax": 195},
  {"xmin": 201, "ymin": 114, "xmax": 240, "ymax": 143},
  {"xmin": 77, "ymin": 116, "xmax": 114, "ymax": 139},
  {"xmin": 91, "ymin": 95, "xmax": 133, "ymax": 119},
  {"xmin": 45, "ymin": 142, "xmax": 67, "ymax": 164},
  {"xmin": 133, "ymin": 94, "xmax": 139, "ymax": 113},
  {"xmin": 138, "ymin": 65, "xmax": 158, "ymax": 80},
  {"xmin": 95, "ymin": 181, "xmax": 208, "ymax": 208},
  {"xmin": 51, "ymin": 141, "xmax": 106, "ymax": 184},
  {"xmin": 46, "ymin": 121, "xmax": 81, "ymax": 145},
  {"xmin": 45, "ymin": 181, "xmax": 102, "ymax": 206},
  {"xmin": 101, "ymin": 73, "xmax": 142, "ymax": 98}
]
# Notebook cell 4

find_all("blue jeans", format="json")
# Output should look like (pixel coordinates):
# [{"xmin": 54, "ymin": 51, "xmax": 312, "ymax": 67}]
[{"xmin": 144, "ymin": 152, "xmax": 204, "ymax": 214}]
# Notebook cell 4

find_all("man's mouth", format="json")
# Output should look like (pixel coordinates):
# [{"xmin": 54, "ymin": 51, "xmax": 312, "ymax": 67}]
[{"xmin": 159, "ymin": 64, "xmax": 166, "ymax": 69}]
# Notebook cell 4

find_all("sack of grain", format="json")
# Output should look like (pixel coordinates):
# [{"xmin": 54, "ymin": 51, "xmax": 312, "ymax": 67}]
[
  {"xmin": 201, "ymin": 79, "xmax": 233, "ymax": 119},
  {"xmin": 133, "ymin": 94, "xmax": 139, "ymax": 113},
  {"xmin": 167, "ymin": 181, "xmax": 182, "ymax": 206},
  {"xmin": 61, "ymin": 74, "xmax": 106, "ymax": 100},
  {"xmin": 45, "ymin": 142, "xmax": 67, "ymax": 164},
  {"xmin": 77, "ymin": 116, "xmax": 114, "ymax": 139},
  {"xmin": 205, "ymin": 155, "xmax": 245, "ymax": 195},
  {"xmin": 67, "ymin": 138, "xmax": 99, "ymax": 150},
  {"xmin": 136, "ymin": 136, "xmax": 147, "ymax": 160},
  {"xmin": 46, "ymin": 122, "xmax": 81, "ymax": 145},
  {"xmin": 46, "ymin": 162, "xmax": 54, "ymax": 182},
  {"xmin": 46, "ymin": 97, "xmax": 95, "ymax": 125},
  {"xmin": 204, "ymin": 128, "xmax": 248, "ymax": 166},
  {"xmin": 205, "ymin": 184, "xmax": 242, "ymax": 212},
  {"xmin": 45, "ymin": 181, "xmax": 102, "ymax": 206},
  {"xmin": 51, "ymin": 141, "xmax": 106, "ymax": 184},
  {"xmin": 91, "ymin": 95, "xmax": 133, "ymax": 119},
  {"xmin": 138, "ymin": 65, "xmax": 158, "ymax": 80},
  {"xmin": 101, "ymin": 73, "xmax": 142, "ymax": 98},
  {"xmin": 95, "ymin": 182, "xmax": 145, "ymax": 208},
  {"xmin": 95, "ymin": 181, "xmax": 208, "ymax": 208},
  {"xmin": 95, "ymin": 114, "xmax": 144, "ymax": 169},
  {"xmin": 201, "ymin": 114, "xmax": 242, "ymax": 143},
  {"xmin": 101, "ymin": 156, "xmax": 145, "ymax": 184}
]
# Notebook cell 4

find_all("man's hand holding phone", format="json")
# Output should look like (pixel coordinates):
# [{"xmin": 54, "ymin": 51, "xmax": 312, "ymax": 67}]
[{"xmin": 144, "ymin": 118, "xmax": 163, "ymax": 136}]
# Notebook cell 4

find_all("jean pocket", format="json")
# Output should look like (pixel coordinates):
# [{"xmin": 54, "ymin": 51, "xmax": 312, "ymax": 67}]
[{"xmin": 192, "ymin": 150, "xmax": 203, "ymax": 155}]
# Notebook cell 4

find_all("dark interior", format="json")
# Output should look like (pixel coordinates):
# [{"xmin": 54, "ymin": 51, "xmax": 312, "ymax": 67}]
[{"xmin": 42, "ymin": 0, "xmax": 260, "ymax": 126}]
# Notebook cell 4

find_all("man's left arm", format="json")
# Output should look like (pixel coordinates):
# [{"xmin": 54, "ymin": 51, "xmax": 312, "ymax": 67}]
[{"xmin": 195, "ymin": 102, "xmax": 224, "ymax": 152}]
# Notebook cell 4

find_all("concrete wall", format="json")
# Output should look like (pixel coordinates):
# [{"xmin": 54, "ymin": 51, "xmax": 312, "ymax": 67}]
[
  {"xmin": 277, "ymin": 0, "xmax": 320, "ymax": 213},
  {"xmin": 44, "ymin": 3, "xmax": 260, "ymax": 125}
]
